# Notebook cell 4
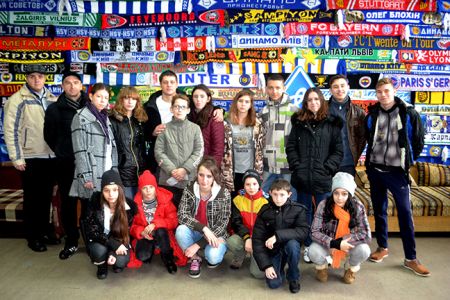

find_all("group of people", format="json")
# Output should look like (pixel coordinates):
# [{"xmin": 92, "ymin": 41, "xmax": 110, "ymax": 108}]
[{"xmin": 2, "ymin": 66, "xmax": 430, "ymax": 294}]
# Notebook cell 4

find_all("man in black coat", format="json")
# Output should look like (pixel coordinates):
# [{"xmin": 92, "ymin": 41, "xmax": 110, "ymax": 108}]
[{"xmin": 44, "ymin": 72, "xmax": 87, "ymax": 260}]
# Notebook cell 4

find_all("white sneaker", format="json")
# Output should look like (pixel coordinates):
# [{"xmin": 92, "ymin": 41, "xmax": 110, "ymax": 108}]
[{"xmin": 303, "ymin": 247, "xmax": 311, "ymax": 263}]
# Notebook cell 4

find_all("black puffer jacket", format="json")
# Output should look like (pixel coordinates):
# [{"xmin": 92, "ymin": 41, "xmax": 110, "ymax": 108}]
[
  {"xmin": 109, "ymin": 111, "xmax": 146, "ymax": 187},
  {"xmin": 252, "ymin": 199, "xmax": 309, "ymax": 271},
  {"xmin": 44, "ymin": 92, "xmax": 87, "ymax": 160},
  {"xmin": 286, "ymin": 114, "xmax": 343, "ymax": 194}
]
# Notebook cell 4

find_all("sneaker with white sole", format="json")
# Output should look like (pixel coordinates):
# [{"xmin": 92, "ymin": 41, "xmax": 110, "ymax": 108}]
[
  {"xmin": 369, "ymin": 247, "xmax": 389, "ymax": 263},
  {"xmin": 303, "ymin": 247, "xmax": 311, "ymax": 263},
  {"xmin": 188, "ymin": 258, "xmax": 202, "ymax": 278},
  {"xmin": 403, "ymin": 259, "xmax": 431, "ymax": 277}
]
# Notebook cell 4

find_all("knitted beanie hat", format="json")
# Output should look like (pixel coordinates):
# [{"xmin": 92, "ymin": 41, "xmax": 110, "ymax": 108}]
[
  {"xmin": 101, "ymin": 169, "xmax": 123, "ymax": 189},
  {"xmin": 242, "ymin": 169, "xmax": 262, "ymax": 187},
  {"xmin": 331, "ymin": 172, "xmax": 357, "ymax": 197}
]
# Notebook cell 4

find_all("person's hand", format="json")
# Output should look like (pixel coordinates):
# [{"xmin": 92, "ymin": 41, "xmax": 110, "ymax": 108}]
[
  {"xmin": 141, "ymin": 224, "xmax": 155, "ymax": 240},
  {"xmin": 265, "ymin": 266, "xmax": 277, "ymax": 279},
  {"xmin": 107, "ymin": 255, "xmax": 116, "ymax": 265},
  {"xmin": 115, "ymin": 244, "xmax": 128, "ymax": 255},
  {"xmin": 245, "ymin": 238, "xmax": 253, "ymax": 253},
  {"xmin": 340, "ymin": 237, "xmax": 354, "ymax": 252},
  {"xmin": 14, "ymin": 163, "xmax": 26, "ymax": 171},
  {"xmin": 185, "ymin": 243, "xmax": 201, "ymax": 258},
  {"xmin": 203, "ymin": 227, "xmax": 220, "ymax": 248},
  {"xmin": 265, "ymin": 235, "xmax": 276, "ymax": 249},
  {"xmin": 84, "ymin": 181, "xmax": 94, "ymax": 190},
  {"xmin": 212, "ymin": 108, "xmax": 224, "ymax": 122},
  {"xmin": 172, "ymin": 168, "xmax": 187, "ymax": 181},
  {"xmin": 152, "ymin": 124, "xmax": 166, "ymax": 136}
]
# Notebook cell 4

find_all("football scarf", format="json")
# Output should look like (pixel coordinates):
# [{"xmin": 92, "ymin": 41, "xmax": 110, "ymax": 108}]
[
  {"xmin": 227, "ymin": 9, "xmax": 334, "ymax": 24},
  {"xmin": 326, "ymin": 0, "xmax": 437, "ymax": 12},
  {"xmin": 74, "ymin": 0, "xmax": 188, "ymax": 14},
  {"xmin": 7, "ymin": 63, "xmax": 66, "ymax": 74},
  {"xmin": 297, "ymin": 48, "xmax": 395, "ymax": 62},
  {"xmin": 341, "ymin": 10, "xmax": 446, "ymax": 26},
  {"xmin": 55, "ymin": 26, "xmax": 158, "ymax": 38},
  {"xmin": 91, "ymin": 37, "xmax": 215, "ymax": 52},
  {"xmin": 399, "ymin": 50, "xmax": 450, "ymax": 64},
  {"xmin": 100, "ymin": 63, "xmax": 206, "ymax": 73},
  {"xmin": 0, "ymin": 11, "xmax": 99, "ymax": 27},
  {"xmin": 70, "ymin": 50, "xmax": 175, "ymax": 63},
  {"xmin": 0, "ymin": 37, "xmax": 89, "ymax": 51},
  {"xmin": 162, "ymin": 23, "xmax": 282, "ymax": 38},
  {"xmin": 231, "ymin": 35, "xmax": 325, "ymax": 49},
  {"xmin": 0, "ymin": 51, "xmax": 64, "ymax": 63},
  {"xmin": 329, "ymin": 36, "xmax": 450, "ymax": 50},
  {"xmin": 380, "ymin": 74, "xmax": 450, "ymax": 91},
  {"xmin": 0, "ymin": 25, "xmax": 51, "ymax": 37},
  {"xmin": 181, "ymin": 48, "xmax": 286, "ymax": 64},
  {"xmin": 192, "ymin": 0, "xmax": 324, "ymax": 11}
]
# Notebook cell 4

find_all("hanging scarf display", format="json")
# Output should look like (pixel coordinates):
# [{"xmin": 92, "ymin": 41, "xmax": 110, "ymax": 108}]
[
  {"xmin": 91, "ymin": 37, "xmax": 215, "ymax": 52},
  {"xmin": 231, "ymin": 35, "xmax": 325, "ymax": 49},
  {"xmin": 55, "ymin": 25, "xmax": 158, "ymax": 38},
  {"xmin": 0, "ymin": 51, "xmax": 64, "ymax": 63},
  {"xmin": 151, "ymin": 72, "xmax": 259, "ymax": 88},
  {"xmin": 297, "ymin": 48, "xmax": 395, "ymax": 62},
  {"xmin": 347, "ymin": 60, "xmax": 450, "ymax": 75},
  {"xmin": 342, "ymin": 10, "xmax": 445, "ymax": 26},
  {"xmin": 0, "ymin": 37, "xmax": 90, "ymax": 51},
  {"xmin": 0, "ymin": 73, "xmax": 62, "ymax": 84},
  {"xmin": 100, "ymin": 63, "xmax": 206, "ymax": 73},
  {"xmin": 408, "ymin": 25, "xmax": 450, "ymax": 38},
  {"xmin": 0, "ymin": 12, "xmax": 99, "ymax": 27},
  {"xmin": 329, "ymin": 36, "xmax": 450, "ymax": 50},
  {"xmin": 101, "ymin": 10, "xmax": 226, "ymax": 30},
  {"xmin": 381, "ymin": 74, "xmax": 450, "ymax": 91},
  {"xmin": 193, "ymin": 0, "xmax": 324, "ymax": 11},
  {"xmin": 181, "ymin": 48, "xmax": 286, "ymax": 64},
  {"xmin": 162, "ymin": 23, "xmax": 282, "ymax": 38},
  {"xmin": 70, "ymin": 50, "xmax": 175, "ymax": 63},
  {"xmin": 75, "ymin": 0, "xmax": 188, "ymax": 14},
  {"xmin": 326, "ymin": 0, "xmax": 437, "ymax": 12},
  {"xmin": 399, "ymin": 50, "xmax": 450, "ymax": 64},
  {"xmin": 206, "ymin": 59, "xmax": 342, "ymax": 75},
  {"xmin": 283, "ymin": 22, "xmax": 405, "ymax": 39},
  {"xmin": 0, "ymin": 25, "xmax": 51, "ymax": 37},
  {"xmin": 8, "ymin": 63, "xmax": 66, "ymax": 74},
  {"xmin": 227, "ymin": 9, "xmax": 333, "ymax": 24}
]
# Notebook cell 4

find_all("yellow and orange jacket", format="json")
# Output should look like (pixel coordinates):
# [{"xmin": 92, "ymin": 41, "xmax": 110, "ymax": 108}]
[{"xmin": 230, "ymin": 190, "xmax": 268, "ymax": 241}]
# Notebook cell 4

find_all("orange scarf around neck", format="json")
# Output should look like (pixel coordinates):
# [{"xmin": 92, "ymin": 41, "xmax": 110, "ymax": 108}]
[{"xmin": 331, "ymin": 205, "xmax": 350, "ymax": 269}]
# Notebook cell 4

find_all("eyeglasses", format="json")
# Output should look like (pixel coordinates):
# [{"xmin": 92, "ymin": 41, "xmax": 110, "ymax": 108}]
[{"xmin": 173, "ymin": 105, "xmax": 187, "ymax": 111}]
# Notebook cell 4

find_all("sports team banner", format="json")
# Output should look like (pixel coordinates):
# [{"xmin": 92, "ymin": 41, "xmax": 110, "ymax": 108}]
[
  {"xmin": 381, "ymin": 74, "xmax": 450, "ymax": 91},
  {"xmin": 151, "ymin": 72, "xmax": 259, "ymax": 88},
  {"xmin": 0, "ymin": 25, "xmax": 51, "ymax": 37},
  {"xmin": 69, "ymin": 62, "xmax": 97, "ymax": 75},
  {"xmin": 181, "ymin": 48, "xmax": 286, "ymax": 65},
  {"xmin": 416, "ymin": 104, "xmax": 450, "ymax": 115},
  {"xmin": 424, "ymin": 132, "xmax": 450, "ymax": 144},
  {"xmin": 423, "ymin": 116, "xmax": 450, "ymax": 133},
  {"xmin": 419, "ymin": 144, "xmax": 450, "ymax": 165},
  {"xmin": 55, "ymin": 26, "xmax": 158, "ymax": 38},
  {"xmin": 309, "ymin": 73, "xmax": 380, "ymax": 89},
  {"xmin": 100, "ymin": 63, "xmax": 206, "ymax": 73},
  {"xmin": 346, "ymin": 61, "xmax": 450, "ymax": 75},
  {"xmin": 408, "ymin": 25, "xmax": 450, "ymax": 38},
  {"xmin": 163, "ymin": 23, "xmax": 282, "ymax": 38},
  {"xmin": 83, "ymin": 72, "xmax": 151, "ymax": 85},
  {"xmin": 283, "ymin": 22, "xmax": 405, "ymax": 39},
  {"xmin": 321, "ymin": 89, "xmax": 412, "ymax": 103},
  {"xmin": 102, "ymin": 10, "xmax": 226, "ymax": 30},
  {"xmin": 7, "ymin": 63, "xmax": 66, "ymax": 74},
  {"xmin": 0, "ymin": 51, "xmax": 64, "ymax": 63},
  {"xmin": 70, "ymin": 50, "xmax": 175, "ymax": 63},
  {"xmin": 326, "ymin": 0, "xmax": 437, "ymax": 11},
  {"xmin": 0, "ymin": 12, "xmax": 99, "ymax": 27},
  {"xmin": 74, "ymin": 0, "xmax": 189, "ymax": 14},
  {"xmin": 342, "ymin": 10, "xmax": 446, "ymax": 25},
  {"xmin": 329, "ymin": 36, "xmax": 450, "ymax": 50},
  {"xmin": 415, "ymin": 91, "xmax": 450, "ymax": 104},
  {"xmin": 207, "ymin": 59, "xmax": 343, "ymax": 75},
  {"xmin": 297, "ymin": 48, "xmax": 394, "ymax": 61},
  {"xmin": 0, "ymin": 73, "xmax": 62, "ymax": 84},
  {"xmin": 91, "ymin": 37, "xmax": 220, "ymax": 52},
  {"xmin": 0, "ymin": 37, "xmax": 90, "ymax": 51},
  {"xmin": 399, "ymin": 50, "xmax": 450, "ymax": 64},
  {"xmin": 227, "ymin": 9, "xmax": 334, "ymax": 24},
  {"xmin": 0, "ymin": 84, "xmax": 22, "ymax": 97},
  {"xmin": 193, "ymin": 0, "xmax": 324, "ymax": 11},
  {"xmin": 209, "ymin": 88, "xmax": 266, "ymax": 101},
  {"xmin": 231, "ymin": 35, "xmax": 325, "ymax": 49}
]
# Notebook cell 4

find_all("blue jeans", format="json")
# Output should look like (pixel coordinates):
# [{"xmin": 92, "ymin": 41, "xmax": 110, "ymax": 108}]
[
  {"xmin": 367, "ymin": 167, "xmax": 416, "ymax": 260},
  {"xmin": 262, "ymin": 172, "xmax": 298, "ymax": 202},
  {"xmin": 266, "ymin": 240, "xmax": 301, "ymax": 289},
  {"xmin": 297, "ymin": 191, "xmax": 330, "ymax": 247},
  {"xmin": 175, "ymin": 224, "xmax": 227, "ymax": 265}
]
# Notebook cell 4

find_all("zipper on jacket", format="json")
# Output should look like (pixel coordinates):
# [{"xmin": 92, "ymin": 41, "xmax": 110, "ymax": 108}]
[
  {"xmin": 128, "ymin": 117, "xmax": 140, "ymax": 178},
  {"xmin": 383, "ymin": 113, "xmax": 390, "ymax": 166}
]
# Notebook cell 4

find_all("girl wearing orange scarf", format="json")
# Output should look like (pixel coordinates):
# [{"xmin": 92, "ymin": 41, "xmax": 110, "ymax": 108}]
[{"xmin": 309, "ymin": 172, "xmax": 371, "ymax": 284}]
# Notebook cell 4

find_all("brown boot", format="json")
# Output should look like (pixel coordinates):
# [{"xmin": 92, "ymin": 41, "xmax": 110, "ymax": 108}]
[
  {"xmin": 403, "ymin": 259, "xmax": 431, "ymax": 277},
  {"xmin": 369, "ymin": 247, "xmax": 389, "ymax": 263},
  {"xmin": 343, "ymin": 269, "xmax": 356, "ymax": 284},
  {"xmin": 316, "ymin": 268, "xmax": 328, "ymax": 282}
]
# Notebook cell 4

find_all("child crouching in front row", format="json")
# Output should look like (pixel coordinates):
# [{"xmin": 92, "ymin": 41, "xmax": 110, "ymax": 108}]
[
  {"xmin": 309, "ymin": 172, "xmax": 371, "ymax": 284},
  {"xmin": 227, "ymin": 169, "xmax": 267, "ymax": 278},
  {"xmin": 129, "ymin": 170, "xmax": 187, "ymax": 273},
  {"xmin": 252, "ymin": 179, "xmax": 309, "ymax": 294}
]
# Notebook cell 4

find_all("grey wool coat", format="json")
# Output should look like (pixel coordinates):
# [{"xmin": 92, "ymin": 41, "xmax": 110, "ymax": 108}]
[{"xmin": 70, "ymin": 106, "xmax": 118, "ymax": 199}]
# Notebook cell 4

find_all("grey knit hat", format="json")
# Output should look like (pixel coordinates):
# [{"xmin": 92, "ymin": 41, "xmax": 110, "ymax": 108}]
[{"xmin": 331, "ymin": 172, "xmax": 357, "ymax": 197}]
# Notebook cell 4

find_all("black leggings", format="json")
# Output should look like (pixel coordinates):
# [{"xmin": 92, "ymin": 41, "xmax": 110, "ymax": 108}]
[{"xmin": 135, "ymin": 228, "xmax": 172, "ymax": 262}]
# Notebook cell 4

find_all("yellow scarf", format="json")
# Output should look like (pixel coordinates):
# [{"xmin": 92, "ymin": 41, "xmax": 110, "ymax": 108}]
[{"xmin": 331, "ymin": 205, "xmax": 350, "ymax": 269}]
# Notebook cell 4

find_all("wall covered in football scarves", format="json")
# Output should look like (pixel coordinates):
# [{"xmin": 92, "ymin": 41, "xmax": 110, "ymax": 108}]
[{"xmin": 0, "ymin": 0, "xmax": 449, "ymax": 164}]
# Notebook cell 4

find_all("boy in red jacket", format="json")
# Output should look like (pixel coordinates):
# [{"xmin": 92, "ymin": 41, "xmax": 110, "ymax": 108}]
[{"xmin": 130, "ymin": 170, "xmax": 187, "ymax": 273}]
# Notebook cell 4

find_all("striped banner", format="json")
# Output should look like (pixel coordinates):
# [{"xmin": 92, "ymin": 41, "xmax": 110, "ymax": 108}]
[
  {"xmin": 83, "ymin": 72, "xmax": 153, "ymax": 85},
  {"xmin": 75, "ymin": 0, "xmax": 188, "ymax": 14},
  {"xmin": 207, "ymin": 59, "xmax": 343, "ymax": 75},
  {"xmin": 0, "ymin": 51, "xmax": 64, "ymax": 63},
  {"xmin": 55, "ymin": 26, "xmax": 158, "ymax": 38},
  {"xmin": 0, "ymin": 37, "xmax": 90, "ymax": 51},
  {"xmin": 0, "ymin": 12, "xmax": 99, "ymax": 27},
  {"xmin": 326, "ymin": 0, "xmax": 437, "ymax": 12},
  {"xmin": 91, "ymin": 37, "xmax": 214, "ymax": 52},
  {"xmin": 100, "ymin": 63, "xmax": 206, "ymax": 73},
  {"xmin": 0, "ymin": 25, "xmax": 51, "ymax": 37}
]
